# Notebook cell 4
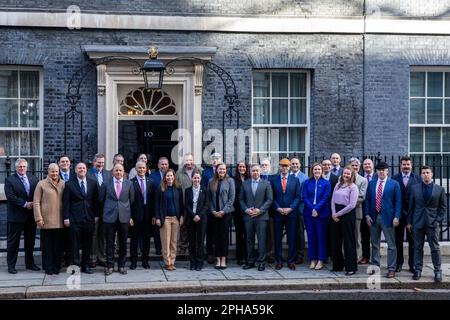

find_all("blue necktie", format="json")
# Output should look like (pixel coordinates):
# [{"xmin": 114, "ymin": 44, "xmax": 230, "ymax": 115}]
[
  {"xmin": 64, "ymin": 173, "xmax": 69, "ymax": 182},
  {"xmin": 21, "ymin": 176, "xmax": 30, "ymax": 195},
  {"xmin": 80, "ymin": 181, "xmax": 86, "ymax": 195}
]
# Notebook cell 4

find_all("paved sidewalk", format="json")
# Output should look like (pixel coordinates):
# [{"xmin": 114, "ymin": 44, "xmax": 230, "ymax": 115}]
[{"xmin": 0, "ymin": 256, "xmax": 449, "ymax": 299}]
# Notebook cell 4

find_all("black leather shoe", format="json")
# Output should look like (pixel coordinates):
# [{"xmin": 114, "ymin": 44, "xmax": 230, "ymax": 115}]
[
  {"xmin": 26, "ymin": 264, "xmax": 41, "ymax": 271},
  {"xmin": 97, "ymin": 260, "xmax": 107, "ymax": 268},
  {"xmin": 130, "ymin": 261, "xmax": 137, "ymax": 270},
  {"xmin": 8, "ymin": 267, "xmax": 18, "ymax": 274},
  {"xmin": 190, "ymin": 262, "xmax": 195, "ymax": 270},
  {"xmin": 435, "ymin": 271, "xmax": 442, "ymax": 283},
  {"xmin": 119, "ymin": 267, "xmax": 127, "ymax": 275},
  {"xmin": 142, "ymin": 262, "xmax": 150, "ymax": 269},
  {"xmin": 195, "ymin": 265, "xmax": 203, "ymax": 271},
  {"xmin": 105, "ymin": 268, "xmax": 113, "ymax": 276},
  {"xmin": 412, "ymin": 271, "xmax": 421, "ymax": 280},
  {"xmin": 236, "ymin": 260, "xmax": 243, "ymax": 266},
  {"xmin": 395, "ymin": 265, "xmax": 402, "ymax": 273},
  {"xmin": 81, "ymin": 266, "xmax": 93, "ymax": 274},
  {"xmin": 53, "ymin": 268, "xmax": 60, "ymax": 275},
  {"xmin": 243, "ymin": 263, "xmax": 255, "ymax": 270},
  {"xmin": 258, "ymin": 264, "xmax": 265, "ymax": 271}
]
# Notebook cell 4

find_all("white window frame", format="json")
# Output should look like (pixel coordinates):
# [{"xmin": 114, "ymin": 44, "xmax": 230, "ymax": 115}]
[
  {"xmin": 409, "ymin": 67, "xmax": 450, "ymax": 163},
  {"xmin": 251, "ymin": 70, "xmax": 310, "ymax": 167},
  {"xmin": 0, "ymin": 66, "xmax": 44, "ymax": 198}
]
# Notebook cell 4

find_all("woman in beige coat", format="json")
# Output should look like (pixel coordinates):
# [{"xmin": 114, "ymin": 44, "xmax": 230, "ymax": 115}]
[{"xmin": 34, "ymin": 163, "xmax": 65, "ymax": 275}]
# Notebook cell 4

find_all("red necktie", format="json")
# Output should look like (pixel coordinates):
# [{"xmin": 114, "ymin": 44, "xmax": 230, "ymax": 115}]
[
  {"xmin": 282, "ymin": 176, "xmax": 287, "ymax": 193},
  {"xmin": 376, "ymin": 180, "xmax": 383, "ymax": 213}
]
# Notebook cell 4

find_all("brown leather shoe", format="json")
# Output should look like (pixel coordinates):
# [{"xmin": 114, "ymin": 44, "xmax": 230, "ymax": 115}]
[
  {"xmin": 358, "ymin": 258, "xmax": 369, "ymax": 265},
  {"xmin": 288, "ymin": 263, "xmax": 296, "ymax": 270},
  {"xmin": 387, "ymin": 271, "xmax": 396, "ymax": 278},
  {"xmin": 275, "ymin": 263, "xmax": 283, "ymax": 270},
  {"xmin": 295, "ymin": 258, "xmax": 304, "ymax": 265},
  {"xmin": 164, "ymin": 264, "xmax": 172, "ymax": 271}
]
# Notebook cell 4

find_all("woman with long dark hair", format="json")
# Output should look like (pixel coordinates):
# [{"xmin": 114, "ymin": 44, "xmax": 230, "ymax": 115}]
[{"xmin": 233, "ymin": 161, "xmax": 250, "ymax": 265}]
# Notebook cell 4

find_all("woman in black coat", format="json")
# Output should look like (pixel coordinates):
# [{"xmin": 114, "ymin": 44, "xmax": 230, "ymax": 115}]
[{"xmin": 184, "ymin": 170, "xmax": 210, "ymax": 271}]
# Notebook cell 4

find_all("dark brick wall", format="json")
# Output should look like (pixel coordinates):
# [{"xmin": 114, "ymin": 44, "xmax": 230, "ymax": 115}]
[{"xmin": 0, "ymin": 0, "xmax": 362, "ymax": 16}]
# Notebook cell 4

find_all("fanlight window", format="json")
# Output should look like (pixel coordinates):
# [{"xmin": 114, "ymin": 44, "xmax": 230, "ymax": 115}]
[{"xmin": 119, "ymin": 87, "xmax": 177, "ymax": 116}]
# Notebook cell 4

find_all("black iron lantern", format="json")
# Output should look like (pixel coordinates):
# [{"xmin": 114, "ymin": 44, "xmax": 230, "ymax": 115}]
[{"xmin": 141, "ymin": 47, "xmax": 166, "ymax": 90}]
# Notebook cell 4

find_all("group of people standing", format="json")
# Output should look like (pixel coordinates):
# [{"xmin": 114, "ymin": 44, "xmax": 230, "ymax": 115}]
[{"xmin": 4, "ymin": 152, "xmax": 447, "ymax": 282}]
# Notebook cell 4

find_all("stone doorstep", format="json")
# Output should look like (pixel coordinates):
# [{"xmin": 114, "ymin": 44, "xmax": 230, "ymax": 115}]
[{"xmin": 8, "ymin": 277, "xmax": 450, "ymax": 299}]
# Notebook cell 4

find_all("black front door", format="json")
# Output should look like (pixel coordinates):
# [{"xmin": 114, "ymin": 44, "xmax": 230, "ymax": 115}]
[{"xmin": 118, "ymin": 120, "xmax": 178, "ymax": 172}]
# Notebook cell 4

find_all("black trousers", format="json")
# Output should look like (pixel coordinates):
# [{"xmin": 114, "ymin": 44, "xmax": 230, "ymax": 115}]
[
  {"xmin": 7, "ymin": 220, "xmax": 37, "ymax": 268},
  {"xmin": 211, "ymin": 214, "xmax": 231, "ymax": 257},
  {"xmin": 360, "ymin": 216, "xmax": 371, "ymax": 260},
  {"xmin": 104, "ymin": 221, "xmax": 129, "ymax": 268},
  {"xmin": 395, "ymin": 216, "xmax": 414, "ymax": 270},
  {"xmin": 70, "ymin": 222, "xmax": 94, "ymax": 268},
  {"xmin": 130, "ymin": 220, "xmax": 151, "ymax": 263},
  {"xmin": 232, "ymin": 210, "xmax": 247, "ymax": 262},
  {"xmin": 60, "ymin": 226, "xmax": 71, "ymax": 266},
  {"xmin": 206, "ymin": 215, "xmax": 214, "ymax": 257},
  {"xmin": 188, "ymin": 220, "xmax": 206, "ymax": 267},
  {"xmin": 330, "ymin": 206, "xmax": 357, "ymax": 272},
  {"xmin": 41, "ymin": 229, "xmax": 63, "ymax": 273},
  {"xmin": 151, "ymin": 224, "xmax": 162, "ymax": 253}
]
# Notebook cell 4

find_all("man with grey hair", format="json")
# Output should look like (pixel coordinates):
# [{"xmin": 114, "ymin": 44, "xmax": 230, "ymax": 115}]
[
  {"xmin": 5, "ymin": 159, "xmax": 40, "ymax": 274},
  {"xmin": 176, "ymin": 153, "xmax": 203, "ymax": 256},
  {"xmin": 349, "ymin": 157, "xmax": 368, "ymax": 261}
]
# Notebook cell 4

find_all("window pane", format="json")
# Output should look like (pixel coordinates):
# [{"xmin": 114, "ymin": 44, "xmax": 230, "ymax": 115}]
[
  {"xmin": 289, "ymin": 127, "xmax": 305, "ymax": 151},
  {"xmin": 427, "ymin": 99, "xmax": 443, "ymax": 124},
  {"xmin": 290, "ymin": 99, "xmax": 306, "ymax": 124},
  {"xmin": 410, "ymin": 127, "xmax": 423, "ymax": 152},
  {"xmin": 20, "ymin": 131, "xmax": 40, "ymax": 156},
  {"xmin": 427, "ymin": 72, "xmax": 443, "ymax": 97},
  {"xmin": 253, "ymin": 128, "xmax": 268, "ymax": 152},
  {"xmin": 0, "ymin": 70, "xmax": 18, "ymax": 98},
  {"xmin": 425, "ymin": 127, "xmax": 440, "ymax": 152},
  {"xmin": 0, "ymin": 100, "xmax": 19, "ymax": 127},
  {"xmin": 269, "ymin": 127, "xmax": 287, "ymax": 152},
  {"xmin": 272, "ymin": 99, "xmax": 288, "ymax": 124},
  {"xmin": 443, "ymin": 128, "xmax": 450, "ymax": 152},
  {"xmin": 290, "ymin": 73, "xmax": 306, "ymax": 97},
  {"xmin": 253, "ymin": 99, "xmax": 269, "ymax": 124},
  {"xmin": 253, "ymin": 72, "xmax": 270, "ymax": 97},
  {"xmin": 20, "ymin": 100, "xmax": 39, "ymax": 127},
  {"xmin": 409, "ymin": 98, "xmax": 425, "ymax": 124},
  {"xmin": 445, "ymin": 72, "xmax": 450, "ymax": 97},
  {"xmin": 20, "ymin": 71, "xmax": 40, "ymax": 99},
  {"xmin": 0, "ymin": 131, "xmax": 19, "ymax": 155},
  {"xmin": 410, "ymin": 72, "xmax": 425, "ymax": 97},
  {"xmin": 445, "ymin": 99, "xmax": 450, "ymax": 124},
  {"xmin": 272, "ymin": 73, "xmax": 288, "ymax": 97}
]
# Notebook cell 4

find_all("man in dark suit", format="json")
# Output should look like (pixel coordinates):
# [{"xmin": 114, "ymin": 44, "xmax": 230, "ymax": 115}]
[
  {"xmin": 130, "ymin": 161, "xmax": 153, "ymax": 269},
  {"xmin": 4, "ymin": 159, "xmax": 40, "ymax": 274},
  {"xmin": 365, "ymin": 162, "xmax": 402, "ymax": 278},
  {"xmin": 240, "ymin": 164, "xmax": 273, "ymax": 271},
  {"xmin": 271, "ymin": 159, "xmax": 301, "ymax": 270},
  {"xmin": 100, "ymin": 163, "xmax": 135, "ymax": 275},
  {"xmin": 58, "ymin": 154, "xmax": 76, "ymax": 268},
  {"xmin": 359, "ymin": 158, "xmax": 377, "ymax": 264},
  {"xmin": 87, "ymin": 153, "xmax": 111, "ymax": 268},
  {"xmin": 63, "ymin": 162, "xmax": 99, "ymax": 274},
  {"xmin": 330, "ymin": 153, "xmax": 344, "ymax": 177},
  {"xmin": 408, "ymin": 166, "xmax": 447, "ymax": 282},
  {"xmin": 149, "ymin": 157, "xmax": 169, "ymax": 256},
  {"xmin": 322, "ymin": 159, "xmax": 339, "ymax": 262},
  {"xmin": 392, "ymin": 155, "xmax": 422, "ymax": 273}
]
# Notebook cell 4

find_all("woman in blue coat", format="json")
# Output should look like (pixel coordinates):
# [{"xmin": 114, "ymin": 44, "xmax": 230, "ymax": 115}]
[{"xmin": 303, "ymin": 162, "xmax": 331, "ymax": 270}]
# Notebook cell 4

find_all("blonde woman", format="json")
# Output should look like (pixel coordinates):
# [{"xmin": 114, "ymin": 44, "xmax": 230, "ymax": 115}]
[
  {"xmin": 34, "ymin": 163, "xmax": 65, "ymax": 275},
  {"xmin": 330, "ymin": 165, "xmax": 359, "ymax": 275},
  {"xmin": 155, "ymin": 169, "xmax": 184, "ymax": 271}
]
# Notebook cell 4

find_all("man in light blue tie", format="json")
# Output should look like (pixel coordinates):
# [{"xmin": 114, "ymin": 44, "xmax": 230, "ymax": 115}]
[
  {"xmin": 58, "ymin": 155, "xmax": 74, "ymax": 182},
  {"xmin": 330, "ymin": 153, "xmax": 343, "ymax": 177}
]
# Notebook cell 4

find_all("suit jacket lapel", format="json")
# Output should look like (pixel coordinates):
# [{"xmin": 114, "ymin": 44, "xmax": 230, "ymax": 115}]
[{"xmin": 14, "ymin": 173, "xmax": 28, "ymax": 195}]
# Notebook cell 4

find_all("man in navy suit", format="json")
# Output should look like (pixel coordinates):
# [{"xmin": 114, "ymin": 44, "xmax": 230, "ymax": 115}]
[
  {"xmin": 58, "ymin": 154, "xmax": 75, "ymax": 268},
  {"xmin": 392, "ymin": 155, "xmax": 422, "ymax": 273},
  {"xmin": 63, "ymin": 162, "xmax": 99, "ymax": 274},
  {"xmin": 365, "ymin": 162, "xmax": 402, "ymax": 278},
  {"xmin": 4, "ymin": 159, "xmax": 40, "ymax": 274},
  {"xmin": 359, "ymin": 158, "xmax": 377, "ymax": 264},
  {"xmin": 130, "ymin": 161, "xmax": 153, "ymax": 269},
  {"xmin": 271, "ymin": 158, "xmax": 302, "ymax": 270},
  {"xmin": 407, "ymin": 166, "xmax": 447, "ymax": 282},
  {"xmin": 149, "ymin": 157, "xmax": 169, "ymax": 255},
  {"xmin": 87, "ymin": 153, "xmax": 111, "ymax": 268}
]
